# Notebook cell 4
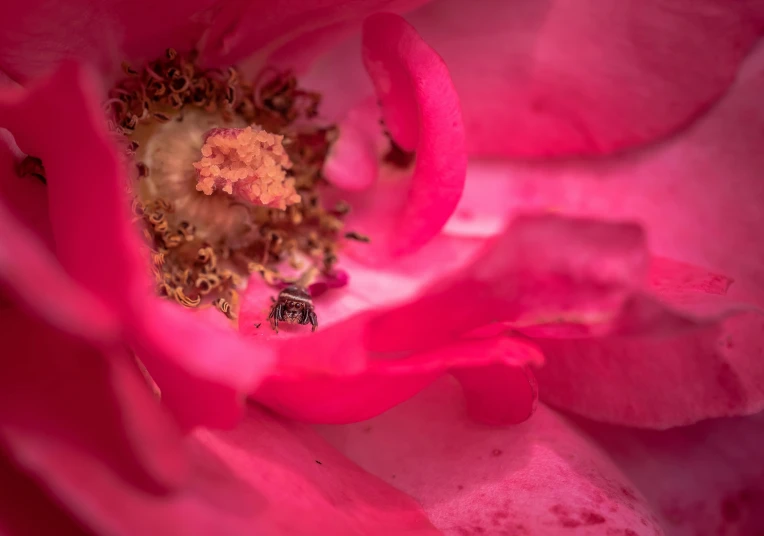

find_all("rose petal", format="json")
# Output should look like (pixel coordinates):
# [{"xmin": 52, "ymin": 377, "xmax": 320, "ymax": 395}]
[
  {"xmin": 534, "ymin": 274, "xmax": 764, "ymax": 427},
  {"xmin": 447, "ymin": 42, "xmax": 764, "ymax": 426},
  {"xmin": 252, "ymin": 336, "xmax": 542, "ymax": 424},
  {"xmin": 368, "ymin": 214, "xmax": 652, "ymax": 353},
  {"xmin": 338, "ymin": 13, "xmax": 465, "ymax": 258},
  {"xmin": 582, "ymin": 412, "xmax": 764, "ymax": 536},
  {"xmin": 0, "ymin": 129, "xmax": 52, "ymax": 246},
  {"xmin": 197, "ymin": 0, "xmax": 431, "ymax": 68},
  {"xmin": 7, "ymin": 403, "xmax": 440, "ymax": 535},
  {"xmin": 0, "ymin": 196, "xmax": 118, "ymax": 340},
  {"xmin": 0, "ymin": 453, "xmax": 87, "ymax": 536},
  {"xmin": 0, "ymin": 61, "xmax": 148, "ymax": 311},
  {"xmin": 0, "ymin": 62, "xmax": 276, "ymax": 430},
  {"xmin": 403, "ymin": 0, "xmax": 764, "ymax": 157},
  {"xmin": 0, "ymin": 0, "xmax": 219, "ymax": 82},
  {"xmin": 130, "ymin": 300, "xmax": 276, "ymax": 430},
  {"xmin": 0, "ymin": 308, "xmax": 186, "ymax": 493},
  {"xmin": 459, "ymin": 39, "xmax": 764, "ymax": 306},
  {"xmin": 318, "ymin": 378, "xmax": 664, "ymax": 535}
]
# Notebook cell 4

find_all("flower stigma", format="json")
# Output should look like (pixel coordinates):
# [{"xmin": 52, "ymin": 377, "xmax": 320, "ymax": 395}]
[{"xmin": 104, "ymin": 49, "xmax": 362, "ymax": 327}]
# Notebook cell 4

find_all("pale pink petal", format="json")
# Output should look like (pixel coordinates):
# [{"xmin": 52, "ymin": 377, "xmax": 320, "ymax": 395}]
[
  {"xmin": 367, "ymin": 214, "xmax": 652, "ymax": 353},
  {"xmin": 350, "ymin": 13, "xmax": 466, "ymax": 258},
  {"xmin": 0, "ymin": 308, "xmax": 186, "ymax": 493},
  {"xmin": 406, "ymin": 0, "xmax": 764, "ymax": 156},
  {"xmin": 0, "ymin": 62, "xmax": 275, "ymax": 430},
  {"xmin": 318, "ymin": 379, "xmax": 664, "ymax": 535},
  {"xmin": 458, "ymin": 40, "xmax": 764, "ymax": 306},
  {"xmin": 535, "ymin": 258, "xmax": 764, "ymax": 427},
  {"xmin": 448, "ymin": 41, "xmax": 764, "ymax": 427},
  {"xmin": 252, "ymin": 336, "xmax": 542, "ymax": 424},
  {"xmin": 583, "ymin": 412, "xmax": 764, "ymax": 536},
  {"xmin": 6, "ymin": 403, "xmax": 440, "ymax": 535}
]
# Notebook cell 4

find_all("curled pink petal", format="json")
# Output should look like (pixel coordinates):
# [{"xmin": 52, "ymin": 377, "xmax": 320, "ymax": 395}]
[
  {"xmin": 323, "ymin": 98, "xmax": 382, "ymax": 191},
  {"xmin": 358, "ymin": 13, "xmax": 466, "ymax": 257},
  {"xmin": 252, "ymin": 336, "xmax": 542, "ymax": 424},
  {"xmin": 318, "ymin": 380, "xmax": 664, "ymax": 535}
]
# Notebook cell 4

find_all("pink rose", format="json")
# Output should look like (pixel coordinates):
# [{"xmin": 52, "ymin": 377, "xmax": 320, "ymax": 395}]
[{"xmin": 1, "ymin": 1, "xmax": 763, "ymax": 534}]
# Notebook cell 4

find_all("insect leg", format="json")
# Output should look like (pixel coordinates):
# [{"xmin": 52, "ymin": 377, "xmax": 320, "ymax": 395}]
[{"xmin": 309, "ymin": 311, "xmax": 318, "ymax": 332}]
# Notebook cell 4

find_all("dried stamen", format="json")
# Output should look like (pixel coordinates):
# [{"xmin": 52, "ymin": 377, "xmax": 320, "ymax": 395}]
[{"xmin": 106, "ymin": 50, "xmax": 366, "ymax": 322}]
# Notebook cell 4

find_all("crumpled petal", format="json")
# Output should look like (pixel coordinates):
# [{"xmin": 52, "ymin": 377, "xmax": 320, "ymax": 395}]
[
  {"xmin": 0, "ymin": 62, "xmax": 275, "ymax": 430},
  {"xmin": 318, "ymin": 378, "xmax": 664, "ymax": 535},
  {"xmin": 458, "ymin": 39, "xmax": 764, "ymax": 306},
  {"xmin": 241, "ymin": 213, "xmax": 649, "ymax": 425},
  {"xmin": 582, "ymin": 412, "xmax": 764, "ymax": 536},
  {"xmin": 444, "ymin": 39, "xmax": 764, "ymax": 427},
  {"xmin": 535, "ymin": 258, "xmax": 764, "ymax": 428},
  {"xmin": 325, "ymin": 13, "xmax": 466, "ymax": 259},
  {"xmin": 0, "ymin": 308, "xmax": 186, "ymax": 494},
  {"xmin": 6, "ymin": 402, "xmax": 441, "ymax": 535}
]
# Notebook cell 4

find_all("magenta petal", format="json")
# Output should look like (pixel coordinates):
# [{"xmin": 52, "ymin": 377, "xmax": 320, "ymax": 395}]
[
  {"xmin": 0, "ymin": 309, "xmax": 186, "ymax": 494},
  {"xmin": 0, "ymin": 131, "xmax": 53, "ymax": 246},
  {"xmin": 368, "ymin": 214, "xmax": 651, "ymax": 353},
  {"xmin": 0, "ymin": 63, "xmax": 276, "ymax": 430},
  {"xmin": 130, "ymin": 300, "xmax": 276, "ymax": 431},
  {"xmin": 0, "ymin": 61, "xmax": 149, "ymax": 312},
  {"xmin": 358, "ymin": 13, "xmax": 466, "ymax": 257},
  {"xmin": 197, "ymin": 0, "xmax": 431, "ymax": 69},
  {"xmin": 8, "ymin": 403, "xmax": 440, "ymax": 535},
  {"xmin": 0, "ymin": 454, "xmax": 88, "ymax": 536},
  {"xmin": 584, "ymin": 413, "xmax": 764, "ymax": 535},
  {"xmin": 318, "ymin": 379, "xmax": 664, "ymax": 535},
  {"xmin": 0, "ymin": 0, "xmax": 218, "ymax": 82},
  {"xmin": 405, "ymin": 0, "xmax": 764, "ymax": 157},
  {"xmin": 0, "ymin": 196, "xmax": 118, "ymax": 340},
  {"xmin": 252, "ymin": 336, "xmax": 542, "ymax": 424}
]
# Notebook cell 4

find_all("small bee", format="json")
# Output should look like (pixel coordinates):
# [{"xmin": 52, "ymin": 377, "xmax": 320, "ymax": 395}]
[
  {"xmin": 268, "ymin": 285, "xmax": 317, "ymax": 333},
  {"xmin": 213, "ymin": 297, "xmax": 235, "ymax": 320}
]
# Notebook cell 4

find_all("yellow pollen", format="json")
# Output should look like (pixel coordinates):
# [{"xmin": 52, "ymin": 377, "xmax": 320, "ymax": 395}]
[{"xmin": 193, "ymin": 126, "xmax": 301, "ymax": 210}]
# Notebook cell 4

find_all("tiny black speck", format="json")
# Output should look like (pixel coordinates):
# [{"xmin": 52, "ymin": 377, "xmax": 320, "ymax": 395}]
[{"xmin": 315, "ymin": 460, "xmax": 322, "ymax": 465}]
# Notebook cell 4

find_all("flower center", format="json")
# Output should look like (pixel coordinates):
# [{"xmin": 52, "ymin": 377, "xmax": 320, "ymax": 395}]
[{"xmin": 106, "ymin": 49, "xmax": 353, "ymax": 323}]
